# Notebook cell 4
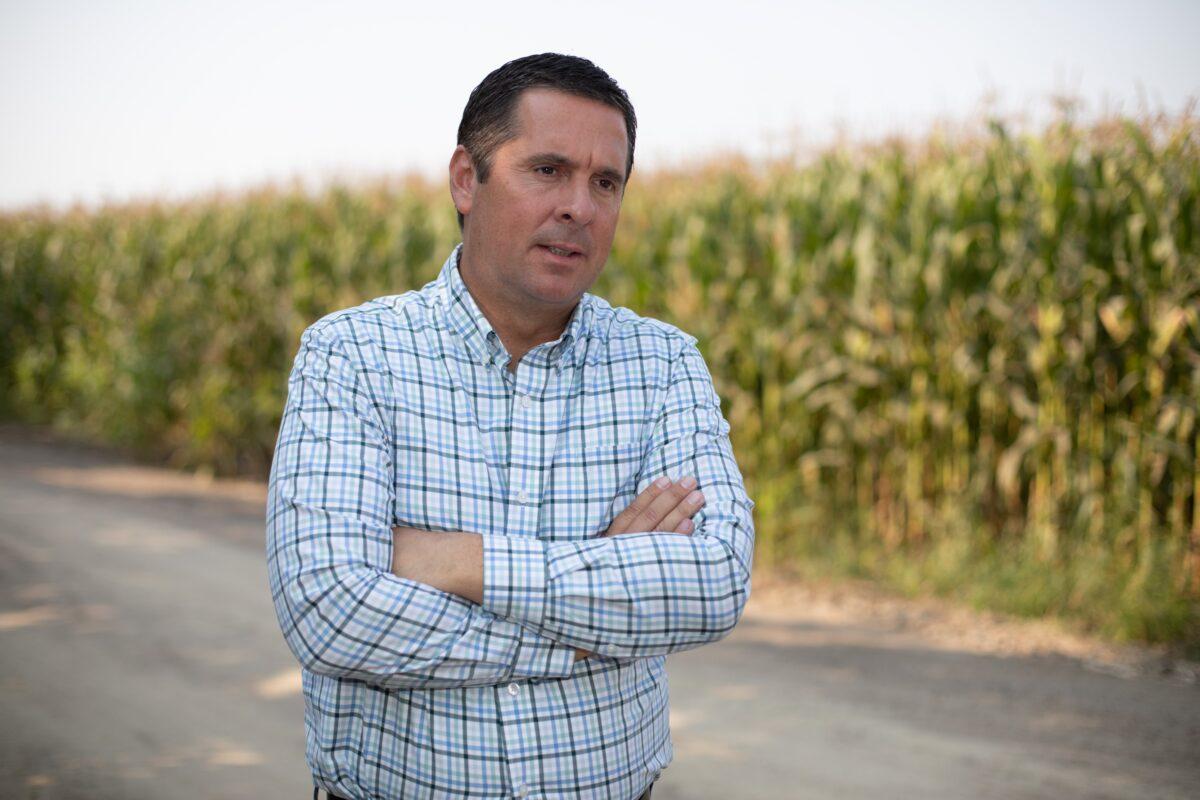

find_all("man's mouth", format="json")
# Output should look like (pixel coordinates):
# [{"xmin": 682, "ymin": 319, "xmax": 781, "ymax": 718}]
[{"xmin": 539, "ymin": 243, "xmax": 585, "ymax": 259}]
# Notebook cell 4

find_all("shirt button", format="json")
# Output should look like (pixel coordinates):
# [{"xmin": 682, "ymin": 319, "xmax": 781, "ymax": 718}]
[
  {"xmin": 507, "ymin": 682, "xmax": 519, "ymax": 696},
  {"xmin": 517, "ymin": 490, "xmax": 529, "ymax": 504},
  {"xmin": 514, "ymin": 784, "xmax": 530, "ymax": 799},
  {"xmin": 520, "ymin": 394, "xmax": 532, "ymax": 409}
]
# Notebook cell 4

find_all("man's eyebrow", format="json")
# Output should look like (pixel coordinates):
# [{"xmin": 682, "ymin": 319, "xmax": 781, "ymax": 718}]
[{"xmin": 523, "ymin": 152, "xmax": 626, "ymax": 185}]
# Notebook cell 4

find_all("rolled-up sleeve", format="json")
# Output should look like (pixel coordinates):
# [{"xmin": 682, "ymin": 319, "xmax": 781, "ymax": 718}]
[
  {"xmin": 480, "ymin": 338, "xmax": 755, "ymax": 658},
  {"xmin": 266, "ymin": 323, "xmax": 577, "ymax": 689}
]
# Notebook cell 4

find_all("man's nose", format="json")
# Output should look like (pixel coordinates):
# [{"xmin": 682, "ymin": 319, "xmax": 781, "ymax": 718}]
[{"xmin": 556, "ymin": 178, "xmax": 597, "ymax": 226}]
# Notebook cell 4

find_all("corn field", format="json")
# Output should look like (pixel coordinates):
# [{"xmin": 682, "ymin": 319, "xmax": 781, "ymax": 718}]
[{"xmin": 2, "ymin": 111, "xmax": 1197, "ymax": 648}]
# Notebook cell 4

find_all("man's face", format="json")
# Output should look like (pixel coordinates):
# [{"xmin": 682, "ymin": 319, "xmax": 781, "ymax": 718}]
[{"xmin": 451, "ymin": 88, "xmax": 628, "ymax": 319}]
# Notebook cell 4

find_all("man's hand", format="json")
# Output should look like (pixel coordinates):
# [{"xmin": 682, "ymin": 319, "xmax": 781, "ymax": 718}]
[
  {"xmin": 574, "ymin": 476, "xmax": 706, "ymax": 661},
  {"xmin": 604, "ymin": 475, "xmax": 705, "ymax": 537}
]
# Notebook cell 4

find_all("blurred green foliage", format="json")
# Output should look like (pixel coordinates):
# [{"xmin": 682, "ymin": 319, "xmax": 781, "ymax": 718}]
[{"xmin": 2, "ymin": 112, "xmax": 1197, "ymax": 649}]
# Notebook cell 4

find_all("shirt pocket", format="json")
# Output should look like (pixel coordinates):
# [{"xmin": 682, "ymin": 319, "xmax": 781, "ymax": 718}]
[{"xmin": 543, "ymin": 438, "xmax": 645, "ymax": 541}]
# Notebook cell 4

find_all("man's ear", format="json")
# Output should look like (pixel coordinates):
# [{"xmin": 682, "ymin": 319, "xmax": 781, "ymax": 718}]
[{"xmin": 448, "ymin": 145, "xmax": 477, "ymax": 218}]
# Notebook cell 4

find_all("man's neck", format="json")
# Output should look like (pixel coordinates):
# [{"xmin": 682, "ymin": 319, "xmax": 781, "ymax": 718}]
[{"xmin": 457, "ymin": 258, "xmax": 575, "ymax": 372}]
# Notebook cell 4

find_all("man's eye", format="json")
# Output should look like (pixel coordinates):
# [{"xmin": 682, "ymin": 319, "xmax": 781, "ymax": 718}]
[
  {"xmin": 536, "ymin": 166, "xmax": 557, "ymax": 176},
  {"xmin": 597, "ymin": 179, "xmax": 615, "ymax": 191}
]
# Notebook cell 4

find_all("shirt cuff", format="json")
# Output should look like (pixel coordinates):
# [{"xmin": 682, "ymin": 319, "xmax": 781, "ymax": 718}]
[
  {"xmin": 510, "ymin": 633, "xmax": 577, "ymax": 681},
  {"xmin": 480, "ymin": 533, "xmax": 549, "ymax": 627}
]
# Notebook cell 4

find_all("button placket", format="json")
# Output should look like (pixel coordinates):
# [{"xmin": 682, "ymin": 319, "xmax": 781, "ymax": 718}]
[
  {"xmin": 499, "ymin": 680, "xmax": 534, "ymax": 800},
  {"xmin": 507, "ymin": 368, "xmax": 548, "ymax": 520}
]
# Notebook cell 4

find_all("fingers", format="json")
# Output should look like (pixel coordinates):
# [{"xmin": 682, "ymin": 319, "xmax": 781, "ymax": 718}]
[
  {"xmin": 628, "ymin": 476, "xmax": 700, "ymax": 534},
  {"xmin": 606, "ymin": 475, "xmax": 674, "ymax": 535},
  {"xmin": 605, "ymin": 476, "xmax": 704, "ymax": 537},
  {"xmin": 656, "ymin": 488, "xmax": 705, "ymax": 534}
]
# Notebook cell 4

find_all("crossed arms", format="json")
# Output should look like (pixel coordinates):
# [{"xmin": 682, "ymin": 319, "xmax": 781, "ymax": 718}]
[
  {"xmin": 391, "ymin": 476, "xmax": 709, "ymax": 662},
  {"xmin": 265, "ymin": 323, "xmax": 755, "ymax": 690}
]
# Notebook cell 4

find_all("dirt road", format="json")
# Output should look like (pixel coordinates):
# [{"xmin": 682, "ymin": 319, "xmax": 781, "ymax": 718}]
[{"xmin": 0, "ymin": 426, "xmax": 1196, "ymax": 799}]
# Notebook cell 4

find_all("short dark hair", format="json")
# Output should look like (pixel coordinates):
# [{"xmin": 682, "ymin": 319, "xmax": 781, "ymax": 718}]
[{"xmin": 455, "ymin": 53, "xmax": 637, "ymax": 228}]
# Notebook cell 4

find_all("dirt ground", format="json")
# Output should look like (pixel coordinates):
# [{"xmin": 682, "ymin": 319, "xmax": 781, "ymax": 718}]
[{"xmin": 1, "ymin": 423, "xmax": 1197, "ymax": 799}]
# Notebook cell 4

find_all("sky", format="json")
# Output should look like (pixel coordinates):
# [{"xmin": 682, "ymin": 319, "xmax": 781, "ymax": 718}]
[{"xmin": 1, "ymin": 0, "xmax": 1198, "ymax": 212}]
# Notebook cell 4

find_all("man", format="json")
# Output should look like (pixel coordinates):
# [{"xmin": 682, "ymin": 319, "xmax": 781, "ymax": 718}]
[{"xmin": 266, "ymin": 53, "xmax": 755, "ymax": 800}]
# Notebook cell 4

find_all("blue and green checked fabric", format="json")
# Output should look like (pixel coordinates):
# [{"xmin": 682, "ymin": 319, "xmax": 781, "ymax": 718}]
[{"xmin": 266, "ymin": 245, "xmax": 755, "ymax": 799}]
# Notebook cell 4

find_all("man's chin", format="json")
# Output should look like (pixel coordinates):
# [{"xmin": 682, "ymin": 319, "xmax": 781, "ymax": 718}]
[
  {"xmin": 530, "ymin": 290, "xmax": 585, "ymax": 310},
  {"xmin": 526, "ymin": 274, "xmax": 594, "ymax": 306}
]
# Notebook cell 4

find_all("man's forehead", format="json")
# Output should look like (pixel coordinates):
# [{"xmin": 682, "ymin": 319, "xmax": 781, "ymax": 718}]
[{"xmin": 507, "ymin": 88, "xmax": 628, "ymax": 166}]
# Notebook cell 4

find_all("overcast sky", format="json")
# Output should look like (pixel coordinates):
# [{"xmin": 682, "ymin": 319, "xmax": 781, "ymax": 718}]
[{"xmin": 2, "ymin": 0, "xmax": 1197, "ymax": 212}]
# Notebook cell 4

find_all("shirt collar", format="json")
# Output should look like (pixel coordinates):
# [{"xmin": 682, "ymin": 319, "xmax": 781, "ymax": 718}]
[{"xmin": 438, "ymin": 244, "xmax": 590, "ymax": 370}]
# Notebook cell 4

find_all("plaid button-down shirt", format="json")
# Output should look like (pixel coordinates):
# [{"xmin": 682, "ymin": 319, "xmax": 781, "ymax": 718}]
[{"xmin": 266, "ymin": 245, "xmax": 755, "ymax": 799}]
